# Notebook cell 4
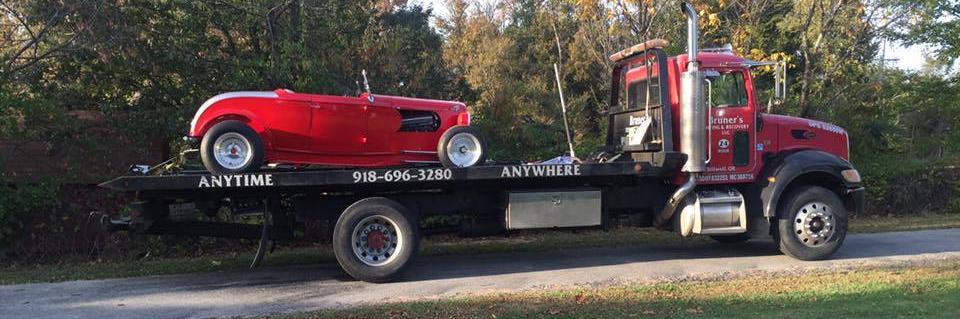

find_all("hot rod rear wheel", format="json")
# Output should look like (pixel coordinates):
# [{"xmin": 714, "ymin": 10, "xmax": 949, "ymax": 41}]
[
  {"xmin": 333, "ymin": 197, "xmax": 419, "ymax": 283},
  {"xmin": 773, "ymin": 185, "xmax": 848, "ymax": 260},
  {"xmin": 438, "ymin": 126, "xmax": 486, "ymax": 168},
  {"xmin": 200, "ymin": 120, "xmax": 265, "ymax": 174}
]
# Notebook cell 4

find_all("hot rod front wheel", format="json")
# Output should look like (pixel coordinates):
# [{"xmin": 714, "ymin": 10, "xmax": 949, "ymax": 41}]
[
  {"xmin": 200, "ymin": 120, "xmax": 265, "ymax": 174},
  {"xmin": 438, "ymin": 126, "xmax": 486, "ymax": 168}
]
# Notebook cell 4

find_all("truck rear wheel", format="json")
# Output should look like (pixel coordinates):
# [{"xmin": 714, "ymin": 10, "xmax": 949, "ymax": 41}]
[
  {"xmin": 774, "ymin": 186, "xmax": 848, "ymax": 260},
  {"xmin": 333, "ymin": 197, "xmax": 419, "ymax": 283}
]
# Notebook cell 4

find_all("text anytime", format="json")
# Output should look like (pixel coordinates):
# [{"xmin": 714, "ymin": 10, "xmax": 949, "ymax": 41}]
[{"xmin": 199, "ymin": 174, "xmax": 274, "ymax": 188}]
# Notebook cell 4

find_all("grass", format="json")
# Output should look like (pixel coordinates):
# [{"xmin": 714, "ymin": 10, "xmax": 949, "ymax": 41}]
[
  {"xmin": 1, "ymin": 213, "xmax": 958, "ymax": 285},
  {"xmin": 301, "ymin": 262, "xmax": 960, "ymax": 318},
  {"xmin": 849, "ymin": 214, "xmax": 960, "ymax": 233}
]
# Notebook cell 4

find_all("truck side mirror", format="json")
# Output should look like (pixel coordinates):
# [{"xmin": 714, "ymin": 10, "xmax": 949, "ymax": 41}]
[
  {"xmin": 703, "ymin": 70, "xmax": 719, "ymax": 108},
  {"xmin": 774, "ymin": 61, "xmax": 787, "ymax": 102}
]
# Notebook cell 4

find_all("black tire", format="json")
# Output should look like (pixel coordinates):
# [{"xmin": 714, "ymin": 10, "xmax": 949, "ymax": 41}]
[
  {"xmin": 332, "ymin": 197, "xmax": 419, "ymax": 283},
  {"xmin": 200, "ymin": 120, "xmax": 265, "ymax": 174},
  {"xmin": 437, "ymin": 125, "xmax": 486, "ymax": 168},
  {"xmin": 710, "ymin": 233, "xmax": 750, "ymax": 243},
  {"xmin": 773, "ymin": 185, "xmax": 848, "ymax": 260}
]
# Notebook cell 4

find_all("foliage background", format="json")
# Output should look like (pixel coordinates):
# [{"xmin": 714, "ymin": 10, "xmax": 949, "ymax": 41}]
[{"xmin": 0, "ymin": 0, "xmax": 958, "ymax": 261}]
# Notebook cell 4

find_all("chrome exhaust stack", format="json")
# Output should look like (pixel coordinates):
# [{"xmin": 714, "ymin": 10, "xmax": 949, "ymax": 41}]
[
  {"xmin": 679, "ymin": 1, "xmax": 706, "ymax": 174},
  {"xmin": 655, "ymin": 1, "xmax": 706, "ymax": 228}
]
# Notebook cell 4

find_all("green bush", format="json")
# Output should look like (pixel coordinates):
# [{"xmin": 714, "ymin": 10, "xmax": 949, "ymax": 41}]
[
  {"xmin": 0, "ymin": 181, "xmax": 60, "ymax": 248},
  {"xmin": 856, "ymin": 155, "xmax": 960, "ymax": 216}
]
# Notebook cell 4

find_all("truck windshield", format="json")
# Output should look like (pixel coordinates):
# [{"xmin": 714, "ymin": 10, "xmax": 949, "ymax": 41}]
[{"xmin": 708, "ymin": 72, "xmax": 748, "ymax": 108}]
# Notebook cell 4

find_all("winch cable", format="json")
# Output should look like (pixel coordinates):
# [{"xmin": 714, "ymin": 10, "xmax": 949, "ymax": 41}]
[
  {"xmin": 644, "ymin": 29, "xmax": 653, "ymax": 124},
  {"xmin": 643, "ymin": 1, "xmax": 665, "ymax": 121}
]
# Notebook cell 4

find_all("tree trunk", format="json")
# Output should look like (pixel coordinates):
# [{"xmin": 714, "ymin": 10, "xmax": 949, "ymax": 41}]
[
  {"xmin": 288, "ymin": 0, "xmax": 302, "ymax": 85},
  {"xmin": 799, "ymin": 49, "xmax": 813, "ymax": 118}
]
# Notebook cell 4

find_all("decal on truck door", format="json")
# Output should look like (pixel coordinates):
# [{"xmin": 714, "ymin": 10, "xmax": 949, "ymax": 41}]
[{"xmin": 703, "ymin": 70, "xmax": 756, "ymax": 184}]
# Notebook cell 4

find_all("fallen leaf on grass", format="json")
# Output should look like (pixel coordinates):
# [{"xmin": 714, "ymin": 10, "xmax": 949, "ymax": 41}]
[
  {"xmin": 388, "ymin": 309, "xmax": 407, "ymax": 318},
  {"xmin": 685, "ymin": 307, "xmax": 703, "ymax": 314}
]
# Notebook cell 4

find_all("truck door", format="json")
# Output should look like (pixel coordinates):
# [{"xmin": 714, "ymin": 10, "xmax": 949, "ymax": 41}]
[{"xmin": 702, "ymin": 69, "xmax": 757, "ymax": 184}]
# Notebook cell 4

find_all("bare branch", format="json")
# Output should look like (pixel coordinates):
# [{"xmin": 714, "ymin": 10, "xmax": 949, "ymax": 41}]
[{"xmin": 4, "ymin": 7, "xmax": 66, "ymax": 71}]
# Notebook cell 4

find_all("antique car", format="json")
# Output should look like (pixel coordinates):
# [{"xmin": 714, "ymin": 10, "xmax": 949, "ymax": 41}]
[{"xmin": 186, "ymin": 89, "xmax": 485, "ymax": 174}]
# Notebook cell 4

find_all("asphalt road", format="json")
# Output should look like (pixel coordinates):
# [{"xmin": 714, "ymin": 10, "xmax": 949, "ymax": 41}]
[{"xmin": 2, "ymin": 228, "xmax": 959, "ymax": 319}]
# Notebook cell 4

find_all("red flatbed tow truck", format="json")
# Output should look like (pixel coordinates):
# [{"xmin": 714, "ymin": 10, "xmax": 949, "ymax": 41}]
[{"xmin": 100, "ymin": 3, "xmax": 864, "ymax": 282}]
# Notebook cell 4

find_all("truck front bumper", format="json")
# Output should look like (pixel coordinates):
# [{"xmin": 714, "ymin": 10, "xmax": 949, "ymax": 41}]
[{"xmin": 846, "ymin": 186, "xmax": 866, "ymax": 215}]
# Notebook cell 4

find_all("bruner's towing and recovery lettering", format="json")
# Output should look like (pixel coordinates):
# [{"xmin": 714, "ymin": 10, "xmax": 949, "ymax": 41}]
[
  {"xmin": 198, "ymin": 174, "xmax": 274, "ymax": 188},
  {"xmin": 500, "ymin": 164, "xmax": 581, "ymax": 178}
]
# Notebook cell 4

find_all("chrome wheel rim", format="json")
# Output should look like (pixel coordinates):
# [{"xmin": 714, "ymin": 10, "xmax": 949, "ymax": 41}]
[
  {"xmin": 351, "ymin": 215, "xmax": 403, "ymax": 266},
  {"xmin": 794, "ymin": 201, "xmax": 835, "ymax": 247},
  {"xmin": 445, "ymin": 132, "xmax": 482, "ymax": 167},
  {"xmin": 213, "ymin": 132, "xmax": 253, "ymax": 170}
]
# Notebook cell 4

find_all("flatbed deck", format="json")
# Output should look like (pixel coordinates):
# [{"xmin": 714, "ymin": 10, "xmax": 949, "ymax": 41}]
[
  {"xmin": 97, "ymin": 152, "xmax": 685, "ymax": 272},
  {"xmin": 99, "ymin": 152, "xmax": 685, "ymax": 195}
]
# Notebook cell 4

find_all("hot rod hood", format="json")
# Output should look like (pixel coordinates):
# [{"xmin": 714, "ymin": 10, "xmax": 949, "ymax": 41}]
[{"xmin": 366, "ymin": 94, "xmax": 466, "ymax": 112}]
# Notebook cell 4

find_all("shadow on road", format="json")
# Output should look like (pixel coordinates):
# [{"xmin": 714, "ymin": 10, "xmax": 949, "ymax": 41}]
[
  {"xmin": 397, "ymin": 240, "xmax": 778, "ymax": 282},
  {"xmin": 3, "ymin": 229, "xmax": 958, "ymax": 319}
]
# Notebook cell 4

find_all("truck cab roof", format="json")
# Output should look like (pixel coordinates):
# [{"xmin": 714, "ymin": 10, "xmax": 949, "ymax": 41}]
[{"xmin": 676, "ymin": 52, "xmax": 747, "ymax": 70}]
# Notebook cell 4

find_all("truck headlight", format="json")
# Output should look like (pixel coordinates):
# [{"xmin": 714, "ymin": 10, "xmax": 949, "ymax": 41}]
[{"xmin": 841, "ymin": 169, "xmax": 861, "ymax": 183}]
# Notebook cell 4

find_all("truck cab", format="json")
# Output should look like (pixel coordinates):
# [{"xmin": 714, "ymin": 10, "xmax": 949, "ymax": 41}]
[
  {"xmin": 613, "ymin": 50, "xmax": 852, "ymax": 184},
  {"xmin": 606, "ymin": 2, "xmax": 864, "ymax": 259}
]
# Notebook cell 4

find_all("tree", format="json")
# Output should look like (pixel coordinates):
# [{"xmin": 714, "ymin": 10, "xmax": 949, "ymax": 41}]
[
  {"xmin": 1, "ymin": 0, "xmax": 458, "ymax": 180},
  {"xmin": 892, "ymin": 0, "xmax": 960, "ymax": 68}
]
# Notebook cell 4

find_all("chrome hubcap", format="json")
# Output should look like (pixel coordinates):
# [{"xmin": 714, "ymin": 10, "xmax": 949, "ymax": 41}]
[
  {"xmin": 351, "ymin": 215, "xmax": 403, "ymax": 266},
  {"xmin": 446, "ymin": 133, "xmax": 482, "ymax": 167},
  {"xmin": 213, "ymin": 132, "xmax": 253, "ymax": 170},
  {"xmin": 794, "ymin": 201, "xmax": 835, "ymax": 247}
]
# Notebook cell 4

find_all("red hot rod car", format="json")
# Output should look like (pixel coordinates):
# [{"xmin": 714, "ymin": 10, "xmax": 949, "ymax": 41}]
[{"xmin": 187, "ymin": 89, "xmax": 485, "ymax": 174}]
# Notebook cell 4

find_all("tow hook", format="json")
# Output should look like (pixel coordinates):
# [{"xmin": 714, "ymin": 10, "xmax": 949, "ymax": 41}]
[{"xmin": 93, "ymin": 211, "xmax": 131, "ymax": 232}]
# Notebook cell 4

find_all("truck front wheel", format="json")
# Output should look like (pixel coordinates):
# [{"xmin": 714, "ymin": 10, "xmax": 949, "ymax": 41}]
[
  {"xmin": 333, "ymin": 197, "xmax": 419, "ymax": 283},
  {"xmin": 774, "ymin": 186, "xmax": 848, "ymax": 260}
]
